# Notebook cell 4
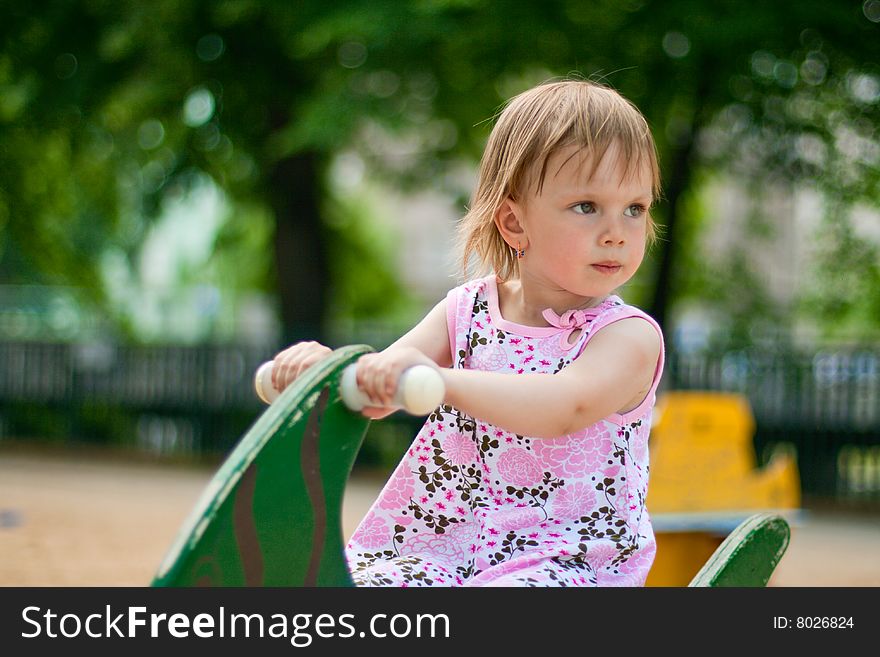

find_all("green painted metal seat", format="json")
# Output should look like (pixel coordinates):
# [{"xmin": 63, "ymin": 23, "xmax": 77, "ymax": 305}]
[
  {"xmin": 152, "ymin": 345, "xmax": 792, "ymax": 587},
  {"xmin": 688, "ymin": 513, "xmax": 791, "ymax": 587}
]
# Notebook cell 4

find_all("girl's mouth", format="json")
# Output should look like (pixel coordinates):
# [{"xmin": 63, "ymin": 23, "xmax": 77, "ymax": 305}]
[{"xmin": 591, "ymin": 263, "xmax": 622, "ymax": 275}]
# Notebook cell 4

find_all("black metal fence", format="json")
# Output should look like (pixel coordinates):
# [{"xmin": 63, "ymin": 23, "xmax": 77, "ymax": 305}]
[
  {"xmin": 1, "ymin": 340, "xmax": 878, "ymax": 505},
  {"xmin": 0, "ymin": 340, "xmax": 422, "ymax": 466},
  {"xmin": 0, "ymin": 341, "xmax": 270, "ymax": 456}
]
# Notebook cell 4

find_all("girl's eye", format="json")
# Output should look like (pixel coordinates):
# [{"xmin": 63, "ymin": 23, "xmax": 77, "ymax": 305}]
[
  {"xmin": 624, "ymin": 204, "xmax": 647, "ymax": 218},
  {"xmin": 572, "ymin": 202, "xmax": 595, "ymax": 215}
]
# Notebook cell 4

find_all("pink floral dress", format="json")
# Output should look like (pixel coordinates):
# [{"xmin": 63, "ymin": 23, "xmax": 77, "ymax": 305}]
[{"xmin": 346, "ymin": 275, "xmax": 664, "ymax": 586}]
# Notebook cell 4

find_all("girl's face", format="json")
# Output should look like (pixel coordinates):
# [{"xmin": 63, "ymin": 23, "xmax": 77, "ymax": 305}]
[{"xmin": 513, "ymin": 143, "xmax": 653, "ymax": 304}]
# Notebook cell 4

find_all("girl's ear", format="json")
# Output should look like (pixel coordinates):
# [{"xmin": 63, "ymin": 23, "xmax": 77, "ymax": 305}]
[{"xmin": 494, "ymin": 197, "xmax": 527, "ymax": 249}]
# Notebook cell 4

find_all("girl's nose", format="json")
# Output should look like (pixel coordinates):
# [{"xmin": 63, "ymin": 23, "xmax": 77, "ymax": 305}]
[{"xmin": 601, "ymin": 223, "xmax": 625, "ymax": 245}]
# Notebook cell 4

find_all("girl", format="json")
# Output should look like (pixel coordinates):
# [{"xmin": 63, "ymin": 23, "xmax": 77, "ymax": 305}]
[{"xmin": 272, "ymin": 79, "xmax": 664, "ymax": 586}]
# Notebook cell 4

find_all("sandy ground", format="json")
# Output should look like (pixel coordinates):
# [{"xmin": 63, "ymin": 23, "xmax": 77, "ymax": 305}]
[{"xmin": 1, "ymin": 448, "xmax": 879, "ymax": 587}]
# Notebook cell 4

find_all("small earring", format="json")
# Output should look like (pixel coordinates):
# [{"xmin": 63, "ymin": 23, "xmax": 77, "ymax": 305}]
[{"xmin": 515, "ymin": 244, "xmax": 525, "ymax": 259}]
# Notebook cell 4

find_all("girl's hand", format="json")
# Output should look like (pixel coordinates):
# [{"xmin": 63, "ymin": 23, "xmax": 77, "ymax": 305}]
[
  {"xmin": 355, "ymin": 347, "xmax": 439, "ymax": 418},
  {"xmin": 271, "ymin": 341, "xmax": 332, "ymax": 393}
]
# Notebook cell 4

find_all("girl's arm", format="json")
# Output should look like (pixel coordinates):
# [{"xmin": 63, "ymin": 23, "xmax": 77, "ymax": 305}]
[
  {"xmin": 353, "ymin": 298, "xmax": 451, "ymax": 416},
  {"xmin": 440, "ymin": 317, "xmax": 661, "ymax": 438},
  {"xmin": 383, "ymin": 298, "xmax": 452, "ymax": 368},
  {"xmin": 272, "ymin": 298, "xmax": 450, "ymax": 397}
]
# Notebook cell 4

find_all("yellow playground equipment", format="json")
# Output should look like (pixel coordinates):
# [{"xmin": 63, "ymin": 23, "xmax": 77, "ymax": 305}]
[{"xmin": 645, "ymin": 391, "xmax": 801, "ymax": 586}]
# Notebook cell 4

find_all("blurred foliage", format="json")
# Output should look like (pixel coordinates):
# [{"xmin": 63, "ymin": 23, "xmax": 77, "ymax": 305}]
[
  {"xmin": 324, "ymin": 191, "xmax": 420, "ymax": 322},
  {"xmin": 804, "ymin": 201, "xmax": 880, "ymax": 338},
  {"xmin": 0, "ymin": 0, "xmax": 878, "ymax": 345}
]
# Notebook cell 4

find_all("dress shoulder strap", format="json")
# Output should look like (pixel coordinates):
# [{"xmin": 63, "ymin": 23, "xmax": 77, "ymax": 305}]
[{"xmin": 445, "ymin": 276, "xmax": 491, "ymax": 369}]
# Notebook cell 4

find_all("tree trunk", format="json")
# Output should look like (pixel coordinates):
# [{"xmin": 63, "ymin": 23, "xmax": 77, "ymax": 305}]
[
  {"xmin": 648, "ymin": 135, "xmax": 695, "ymax": 333},
  {"xmin": 648, "ymin": 69, "xmax": 712, "ymax": 335},
  {"xmin": 268, "ymin": 151, "xmax": 329, "ymax": 346}
]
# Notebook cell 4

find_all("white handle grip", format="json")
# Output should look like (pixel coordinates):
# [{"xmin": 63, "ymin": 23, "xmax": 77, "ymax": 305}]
[
  {"xmin": 254, "ymin": 361, "xmax": 444, "ymax": 416},
  {"xmin": 254, "ymin": 361, "xmax": 281, "ymax": 404}
]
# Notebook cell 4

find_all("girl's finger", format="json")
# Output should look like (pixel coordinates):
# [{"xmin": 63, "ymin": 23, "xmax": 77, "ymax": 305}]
[
  {"xmin": 273, "ymin": 360, "xmax": 290, "ymax": 389},
  {"xmin": 282, "ymin": 357, "xmax": 304, "ymax": 388},
  {"xmin": 384, "ymin": 365, "xmax": 402, "ymax": 400},
  {"xmin": 366, "ymin": 367, "xmax": 383, "ymax": 406},
  {"xmin": 271, "ymin": 359, "xmax": 286, "ymax": 388},
  {"xmin": 298, "ymin": 353, "xmax": 321, "ymax": 377},
  {"xmin": 362, "ymin": 406, "xmax": 394, "ymax": 420}
]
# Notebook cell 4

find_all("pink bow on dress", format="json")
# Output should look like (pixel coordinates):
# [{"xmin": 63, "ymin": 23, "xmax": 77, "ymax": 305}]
[{"xmin": 541, "ymin": 305, "xmax": 604, "ymax": 351}]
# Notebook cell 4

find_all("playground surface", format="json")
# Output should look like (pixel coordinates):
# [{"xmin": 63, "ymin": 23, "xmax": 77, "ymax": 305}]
[{"xmin": 1, "ymin": 447, "xmax": 879, "ymax": 587}]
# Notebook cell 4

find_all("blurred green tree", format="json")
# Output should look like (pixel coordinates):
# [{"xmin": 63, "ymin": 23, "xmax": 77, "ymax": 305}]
[{"xmin": 1, "ymin": 0, "xmax": 878, "ymax": 343}]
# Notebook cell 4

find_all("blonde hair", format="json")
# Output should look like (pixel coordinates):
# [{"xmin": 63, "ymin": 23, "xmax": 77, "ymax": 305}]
[{"xmin": 457, "ymin": 79, "xmax": 661, "ymax": 281}]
